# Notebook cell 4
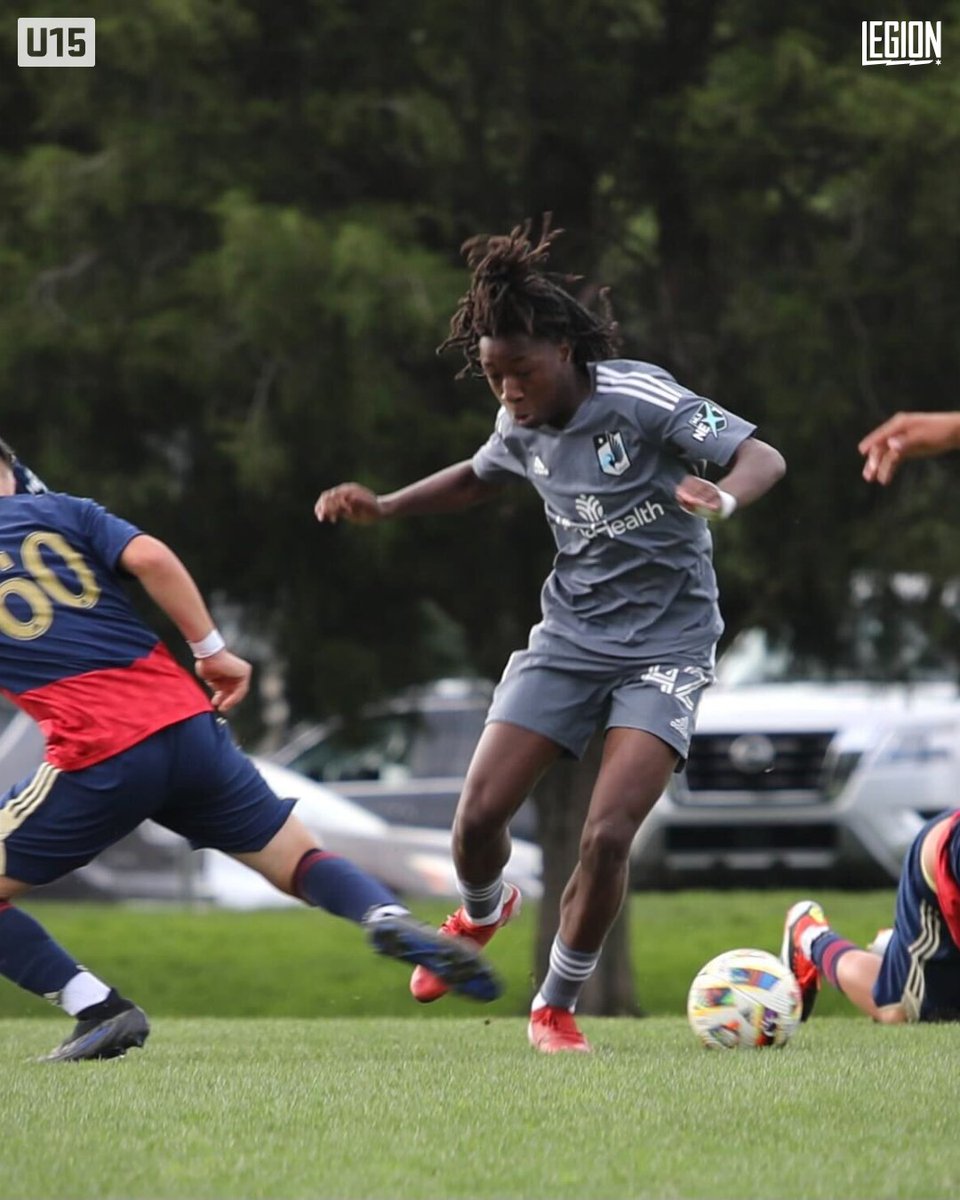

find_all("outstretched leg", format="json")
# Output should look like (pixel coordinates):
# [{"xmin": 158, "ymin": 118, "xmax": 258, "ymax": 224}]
[
  {"xmin": 781, "ymin": 816, "xmax": 960, "ymax": 1024},
  {"xmin": 233, "ymin": 812, "xmax": 502, "ymax": 1002},
  {"xmin": 0, "ymin": 885, "xmax": 149, "ymax": 1061},
  {"xmin": 781, "ymin": 899, "xmax": 904, "ymax": 1022}
]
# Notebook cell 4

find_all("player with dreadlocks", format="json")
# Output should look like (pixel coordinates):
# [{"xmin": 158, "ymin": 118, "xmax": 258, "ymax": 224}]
[{"xmin": 316, "ymin": 218, "xmax": 786, "ymax": 1052}]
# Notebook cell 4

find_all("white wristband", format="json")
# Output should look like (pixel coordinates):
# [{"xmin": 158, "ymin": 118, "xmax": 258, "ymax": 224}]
[
  {"xmin": 188, "ymin": 629, "xmax": 226, "ymax": 659},
  {"xmin": 716, "ymin": 489, "xmax": 738, "ymax": 519},
  {"xmin": 687, "ymin": 489, "xmax": 738, "ymax": 521}
]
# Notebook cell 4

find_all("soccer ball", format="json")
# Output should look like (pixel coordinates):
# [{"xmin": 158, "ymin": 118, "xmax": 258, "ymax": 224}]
[{"xmin": 687, "ymin": 948, "xmax": 802, "ymax": 1050}]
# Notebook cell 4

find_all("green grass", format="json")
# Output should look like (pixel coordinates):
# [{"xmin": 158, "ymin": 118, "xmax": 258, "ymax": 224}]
[
  {"xmin": 6, "ymin": 1016, "xmax": 960, "ymax": 1200},
  {"xmin": 3, "ymin": 890, "xmax": 898, "ymax": 1019},
  {"xmin": 1, "ymin": 891, "xmax": 952, "ymax": 1199}
]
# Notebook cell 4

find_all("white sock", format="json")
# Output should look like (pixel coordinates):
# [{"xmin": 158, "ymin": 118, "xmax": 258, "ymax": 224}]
[
  {"xmin": 800, "ymin": 925, "xmax": 831, "ymax": 959},
  {"xmin": 59, "ymin": 970, "xmax": 111, "ymax": 1016},
  {"xmin": 363, "ymin": 903, "xmax": 410, "ymax": 924}
]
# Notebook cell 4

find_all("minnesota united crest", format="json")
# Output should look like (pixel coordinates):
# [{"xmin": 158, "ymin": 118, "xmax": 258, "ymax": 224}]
[{"xmin": 594, "ymin": 431, "xmax": 631, "ymax": 477}]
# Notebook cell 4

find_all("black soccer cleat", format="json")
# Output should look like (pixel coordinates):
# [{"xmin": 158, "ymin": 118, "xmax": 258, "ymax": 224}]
[
  {"xmin": 41, "ymin": 1003, "xmax": 151, "ymax": 1063},
  {"xmin": 365, "ymin": 913, "xmax": 503, "ymax": 1003}
]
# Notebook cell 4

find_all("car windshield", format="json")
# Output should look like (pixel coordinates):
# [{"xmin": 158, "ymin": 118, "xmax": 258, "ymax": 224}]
[
  {"xmin": 286, "ymin": 707, "xmax": 485, "ymax": 784},
  {"xmin": 718, "ymin": 574, "xmax": 960, "ymax": 687}
]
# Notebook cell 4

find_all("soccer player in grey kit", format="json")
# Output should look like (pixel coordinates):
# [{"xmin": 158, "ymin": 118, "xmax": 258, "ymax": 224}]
[{"xmin": 316, "ymin": 219, "xmax": 786, "ymax": 1052}]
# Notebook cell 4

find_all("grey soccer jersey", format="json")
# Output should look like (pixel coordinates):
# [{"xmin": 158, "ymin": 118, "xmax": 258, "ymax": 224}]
[{"xmin": 471, "ymin": 359, "xmax": 756, "ymax": 661}]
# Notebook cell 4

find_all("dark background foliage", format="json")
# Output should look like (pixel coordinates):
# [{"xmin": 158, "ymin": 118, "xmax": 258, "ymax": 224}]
[{"xmin": 2, "ymin": 0, "xmax": 958, "ymax": 736}]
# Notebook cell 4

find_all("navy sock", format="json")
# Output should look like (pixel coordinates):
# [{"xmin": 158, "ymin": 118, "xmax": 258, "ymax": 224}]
[
  {"xmin": 810, "ymin": 931, "xmax": 858, "ymax": 990},
  {"xmin": 0, "ymin": 902, "xmax": 80, "ymax": 1000},
  {"xmin": 292, "ymin": 850, "xmax": 399, "ymax": 923}
]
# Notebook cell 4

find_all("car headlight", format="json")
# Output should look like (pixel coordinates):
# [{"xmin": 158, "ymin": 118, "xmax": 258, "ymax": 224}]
[
  {"xmin": 877, "ymin": 723, "xmax": 960, "ymax": 766},
  {"xmin": 820, "ymin": 726, "xmax": 882, "ymax": 799},
  {"xmin": 821, "ymin": 748, "xmax": 864, "ymax": 799}
]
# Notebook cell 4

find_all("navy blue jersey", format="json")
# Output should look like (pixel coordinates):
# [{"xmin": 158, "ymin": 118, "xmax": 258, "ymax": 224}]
[{"xmin": 0, "ymin": 492, "xmax": 210, "ymax": 769}]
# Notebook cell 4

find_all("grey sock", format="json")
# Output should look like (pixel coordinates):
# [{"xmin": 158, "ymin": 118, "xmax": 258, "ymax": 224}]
[
  {"xmin": 536, "ymin": 934, "xmax": 601, "ymax": 1011},
  {"xmin": 457, "ymin": 875, "xmax": 504, "ymax": 924}
]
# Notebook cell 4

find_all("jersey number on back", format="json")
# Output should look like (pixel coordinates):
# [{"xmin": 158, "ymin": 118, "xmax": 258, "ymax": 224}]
[{"xmin": 0, "ymin": 531, "xmax": 101, "ymax": 640}]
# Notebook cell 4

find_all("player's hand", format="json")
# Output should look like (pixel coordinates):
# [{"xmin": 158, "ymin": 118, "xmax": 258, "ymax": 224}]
[
  {"xmin": 859, "ymin": 412, "xmax": 960, "ymax": 485},
  {"xmin": 194, "ymin": 649, "xmax": 252, "ymax": 713},
  {"xmin": 675, "ymin": 476, "xmax": 732, "ymax": 519},
  {"xmin": 314, "ymin": 483, "xmax": 383, "ymax": 524}
]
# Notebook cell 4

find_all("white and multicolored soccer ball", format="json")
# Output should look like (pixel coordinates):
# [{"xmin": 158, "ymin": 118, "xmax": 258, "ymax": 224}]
[{"xmin": 687, "ymin": 948, "xmax": 802, "ymax": 1050}]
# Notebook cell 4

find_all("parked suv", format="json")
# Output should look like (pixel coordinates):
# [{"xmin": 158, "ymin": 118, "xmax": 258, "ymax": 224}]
[
  {"xmin": 632, "ymin": 618, "xmax": 960, "ymax": 887},
  {"xmin": 270, "ymin": 678, "xmax": 538, "ymax": 841}
]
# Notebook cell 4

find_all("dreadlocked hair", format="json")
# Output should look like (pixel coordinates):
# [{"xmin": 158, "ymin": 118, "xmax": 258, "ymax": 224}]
[
  {"xmin": 0, "ymin": 438, "xmax": 15, "ymax": 470},
  {"xmin": 437, "ymin": 215, "xmax": 620, "ymax": 378}
]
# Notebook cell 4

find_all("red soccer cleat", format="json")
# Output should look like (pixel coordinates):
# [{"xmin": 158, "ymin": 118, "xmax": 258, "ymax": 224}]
[
  {"xmin": 410, "ymin": 883, "xmax": 521, "ymax": 1003},
  {"xmin": 781, "ymin": 899, "xmax": 829, "ymax": 1022},
  {"xmin": 527, "ymin": 1005, "xmax": 591, "ymax": 1054}
]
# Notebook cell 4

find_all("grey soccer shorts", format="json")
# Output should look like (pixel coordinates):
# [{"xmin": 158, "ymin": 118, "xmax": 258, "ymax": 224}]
[{"xmin": 486, "ymin": 641, "xmax": 714, "ymax": 766}]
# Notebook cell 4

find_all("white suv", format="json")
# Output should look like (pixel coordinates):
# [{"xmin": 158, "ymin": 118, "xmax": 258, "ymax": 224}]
[{"xmin": 631, "ymin": 623, "xmax": 960, "ymax": 887}]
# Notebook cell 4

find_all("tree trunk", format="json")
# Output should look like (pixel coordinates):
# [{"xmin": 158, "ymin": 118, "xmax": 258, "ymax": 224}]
[{"xmin": 531, "ymin": 734, "xmax": 641, "ymax": 1016}]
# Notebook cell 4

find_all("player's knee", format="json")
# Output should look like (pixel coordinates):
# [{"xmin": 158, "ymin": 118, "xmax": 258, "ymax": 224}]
[
  {"xmin": 453, "ymin": 807, "xmax": 503, "ymax": 853},
  {"xmin": 579, "ymin": 816, "xmax": 633, "ymax": 874},
  {"xmin": 454, "ymin": 780, "xmax": 514, "ymax": 846},
  {"xmin": 874, "ymin": 1004, "xmax": 908, "ymax": 1025}
]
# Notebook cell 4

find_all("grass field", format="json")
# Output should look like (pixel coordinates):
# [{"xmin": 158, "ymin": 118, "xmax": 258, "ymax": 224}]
[
  {"xmin": 4, "ymin": 891, "xmax": 958, "ymax": 1199},
  {"xmin": 6, "ymin": 1017, "xmax": 960, "ymax": 1199},
  {"xmin": 3, "ymin": 890, "xmax": 899, "ymax": 1019}
]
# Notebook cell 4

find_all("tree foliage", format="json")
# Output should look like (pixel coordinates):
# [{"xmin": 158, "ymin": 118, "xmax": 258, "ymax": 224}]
[{"xmin": 3, "ymin": 0, "xmax": 959, "ymax": 1013}]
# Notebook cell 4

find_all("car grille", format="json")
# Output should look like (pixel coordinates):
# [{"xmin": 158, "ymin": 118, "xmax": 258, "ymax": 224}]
[
  {"xmin": 677, "ymin": 731, "xmax": 835, "ymax": 804},
  {"xmin": 665, "ymin": 823, "xmax": 838, "ymax": 852}
]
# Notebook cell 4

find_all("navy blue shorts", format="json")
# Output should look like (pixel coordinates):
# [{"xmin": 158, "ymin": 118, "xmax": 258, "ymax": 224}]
[
  {"xmin": 0, "ymin": 714, "xmax": 295, "ymax": 886},
  {"xmin": 874, "ymin": 811, "xmax": 960, "ymax": 1021}
]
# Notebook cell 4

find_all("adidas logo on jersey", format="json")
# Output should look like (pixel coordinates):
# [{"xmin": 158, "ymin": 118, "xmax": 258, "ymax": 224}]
[
  {"xmin": 532, "ymin": 455, "xmax": 550, "ymax": 477},
  {"xmin": 670, "ymin": 715, "xmax": 690, "ymax": 736}
]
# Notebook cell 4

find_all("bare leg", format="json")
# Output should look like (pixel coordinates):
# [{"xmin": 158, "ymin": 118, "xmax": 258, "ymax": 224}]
[
  {"xmin": 232, "ymin": 812, "xmax": 320, "ymax": 893},
  {"xmin": 452, "ymin": 721, "xmax": 564, "ymax": 883},
  {"xmin": 0, "ymin": 874, "xmax": 33, "ymax": 901},
  {"xmin": 835, "ymin": 951, "xmax": 906, "ymax": 1022},
  {"xmin": 236, "ymin": 813, "xmax": 503, "ymax": 1001},
  {"xmin": 559, "ymin": 727, "xmax": 677, "ymax": 952}
]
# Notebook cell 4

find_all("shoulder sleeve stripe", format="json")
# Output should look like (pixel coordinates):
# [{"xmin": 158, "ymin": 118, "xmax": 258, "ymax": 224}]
[
  {"xmin": 604, "ymin": 369, "xmax": 685, "ymax": 401},
  {"xmin": 595, "ymin": 366, "xmax": 686, "ymax": 402},
  {"xmin": 595, "ymin": 380, "xmax": 676, "ymax": 412},
  {"xmin": 633, "ymin": 373, "xmax": 686, "ymax": 402}
]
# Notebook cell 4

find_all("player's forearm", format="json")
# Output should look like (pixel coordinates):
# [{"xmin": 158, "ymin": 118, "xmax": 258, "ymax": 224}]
[
  {"xmin": 716, "ymin": 438, "xmax": 786, "ymax": 509},
  {"xmin": 378, "ymin": 461, "xmax": 499, "ymax": 517},
  {"xmin": 120, "ymin": 535, "xmax": 219, "ymax": 643}
]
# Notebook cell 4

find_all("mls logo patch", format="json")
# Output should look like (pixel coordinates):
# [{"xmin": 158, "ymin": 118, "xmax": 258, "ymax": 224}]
[
  {"xmin": 594, "ymin": 431, "xmax": 631, "ymax": 477},
  {"xmin": 688, "ymin": 402, "xmax": 728, "ymax": 443}
]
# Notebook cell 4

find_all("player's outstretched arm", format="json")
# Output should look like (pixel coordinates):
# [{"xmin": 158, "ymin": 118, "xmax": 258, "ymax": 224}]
[
  {"xmin": 315, "ymin": 460, "xmax": 501, "ymax": 523},
  {"xmin": 119, "ymin": 534, "xmax": 252, "ymax": 712},
  {"xmin": 676, "ymin": 437, "xmax": 786, "ymax": 519},
  {"xmin": 858, "ymin": 411, "xmax": 960, "ymax": 485}
]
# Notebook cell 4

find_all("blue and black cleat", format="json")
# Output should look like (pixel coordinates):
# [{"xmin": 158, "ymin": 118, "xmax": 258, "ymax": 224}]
[
  {"xmin": 366, "ymin": 913, "xmax": 502, "ymax": 1002},
  {"xmin": 41, "ymin": 1004, "xmax": 150, "ymax": 1062}
]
